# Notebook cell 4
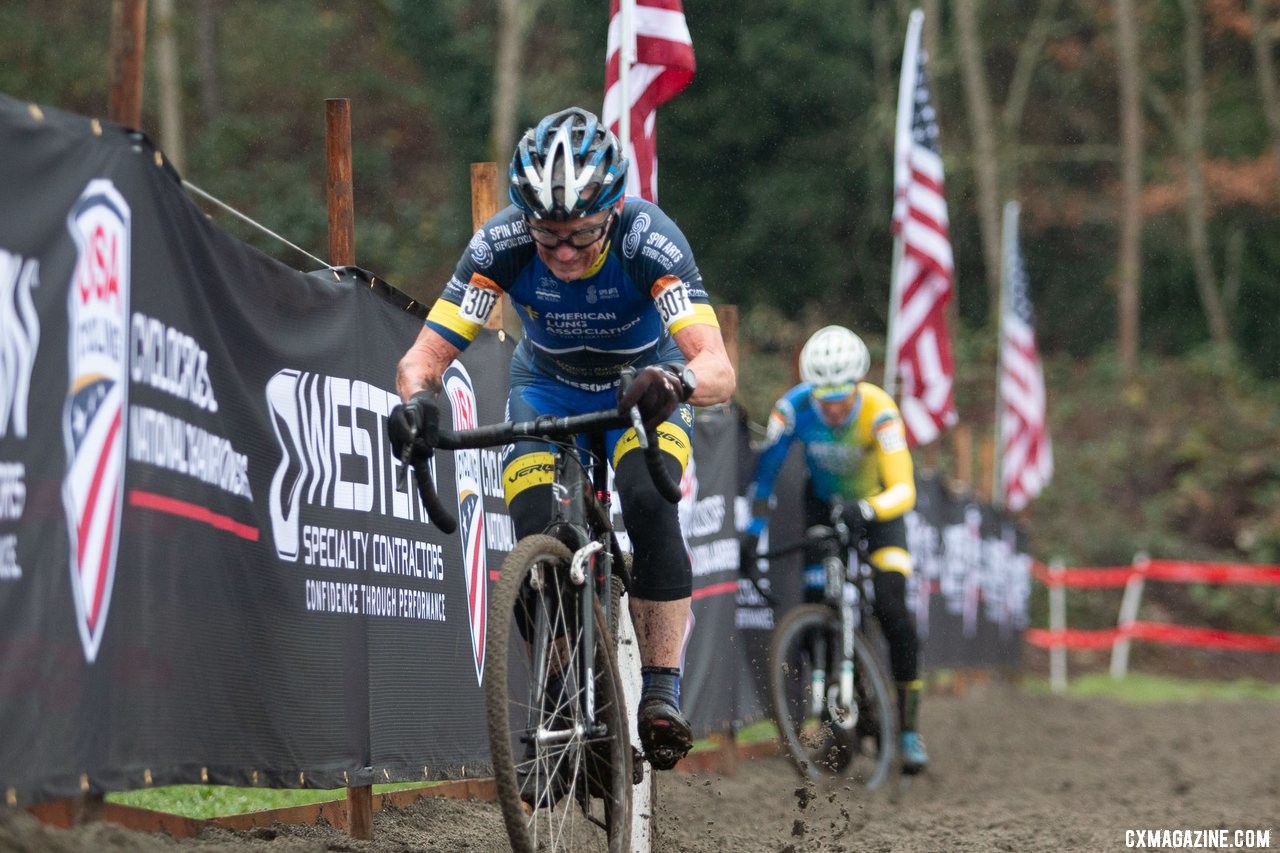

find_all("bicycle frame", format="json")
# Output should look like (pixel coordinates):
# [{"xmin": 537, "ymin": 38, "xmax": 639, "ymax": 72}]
[
  {"xmin": 769, "ymin": 503, "xmax": 877, "ymax": 731},
  {"xmin": 394, "ymin": 368, "xmax": 682, "ymax": 851}
]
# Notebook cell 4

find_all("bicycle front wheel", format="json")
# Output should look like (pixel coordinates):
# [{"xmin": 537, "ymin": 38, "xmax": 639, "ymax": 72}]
[
  {"xmin": 767, "ymin": 604, "xmax": 896, "ymax": 789},
  {"xmin": 485, "ymin": 534, "xmax": 632, "ymax": 853}
]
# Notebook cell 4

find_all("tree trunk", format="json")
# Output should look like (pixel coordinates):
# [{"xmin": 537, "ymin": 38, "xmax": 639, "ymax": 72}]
[
  {"xmin": 923, "ymin": 0, "xmax": 942, "ymax": 75},
  {"xmin": 491, "ymin": 0, "xmax": 536, "ymax": 165},
  {"xmin": 196, "ymin": 0, "xmax": 220, "ymax": 117},
  {"xmin": 1002, "ymin": 0, "xmax": 1065, "ymax": 140},
  {"xmin": 1115, "ymin": 0, "xmax": 1143, "ymax": 377},
  {"xmin": 1179, "ymin": 0, "xmax": 1231, "ymax": 346},
  {"xmin": 1248, "ymin": 0, "xmax": 1280, "ymax": 172},
  {"xmin": 953, "ymin": 0, "xmax": 1003, "ymax": 324},
  {"xmin": 154, "ymin": 0, "xmax": 184, "ymax": 173}
]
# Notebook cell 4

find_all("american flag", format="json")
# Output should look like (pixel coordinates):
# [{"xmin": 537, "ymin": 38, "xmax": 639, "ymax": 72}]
[
  {"xmin": 886, "ymin": 9, "xmax": 957, "ymax": 447},
  {"xmin": 603, "ymin": 0, "xmax": 695, "ymax": 202},
  {"xmin": 999, "ymin": 201, "xmax": 1053, "ymax": 511}
]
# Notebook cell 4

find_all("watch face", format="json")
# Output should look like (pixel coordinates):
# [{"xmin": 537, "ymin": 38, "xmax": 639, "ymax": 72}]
[{"xmin": 681, "ymin": 367, "xmax": 697, "ymax": 398}]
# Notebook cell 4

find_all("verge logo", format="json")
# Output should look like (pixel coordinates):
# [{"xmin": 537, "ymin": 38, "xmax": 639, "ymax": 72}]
[
  {"xmin": 62, "ymin": 179, "xmax": 130, "ymax": 663},
  {"xmin": 443, "ymin": 363, "xmax": 487, "ymax": 685}
]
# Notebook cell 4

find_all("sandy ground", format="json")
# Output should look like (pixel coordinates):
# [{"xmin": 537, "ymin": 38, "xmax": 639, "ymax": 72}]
[{"xmin": 3, "ymin": 681, "xmax": 1277, "ymax": 852}]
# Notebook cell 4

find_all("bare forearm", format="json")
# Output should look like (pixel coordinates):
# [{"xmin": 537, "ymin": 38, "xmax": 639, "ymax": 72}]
[
  {"xmin": 396, "ymin": 326, "xmax": 462, "ymax": 401},
  {"xmin": 685, "ymin": 351, "xmax": 736, "ymax": 406},
  {"xmin": 674, "ymin": 323, "xmax": 736, "ymax": 406}
]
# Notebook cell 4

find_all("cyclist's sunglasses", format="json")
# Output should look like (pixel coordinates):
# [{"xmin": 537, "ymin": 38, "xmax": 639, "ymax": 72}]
[
  {"xmin": 812, "ymin": 382, "xmax": 856, "ymax": 403},
  {"xmin": 524, "ymin": 212, "xmax": 614, "ymax": 250}
]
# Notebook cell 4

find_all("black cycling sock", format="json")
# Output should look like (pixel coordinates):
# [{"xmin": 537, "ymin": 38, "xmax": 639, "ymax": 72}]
[
  {"xmin": 897, "ymin": 679, "xmax": 923, "ymax": 733},
  {"xmin": 640, "ymin": 666, "xmax": 682, "ymax": 709}
]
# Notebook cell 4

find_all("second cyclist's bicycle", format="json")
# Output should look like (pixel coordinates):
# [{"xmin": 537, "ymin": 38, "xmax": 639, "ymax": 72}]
[
  {"xmin": 393, "ymin": 370, "xmax": 681, "ymax": 852},
  {"xmin": 758, "ymin": 501, "xmax": 897, "ymax": 789}
]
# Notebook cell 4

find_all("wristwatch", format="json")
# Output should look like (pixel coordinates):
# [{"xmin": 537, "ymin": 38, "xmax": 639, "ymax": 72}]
[{"xmin": 672, "ymin": 365, "xmax": 697, "ymax": 401}]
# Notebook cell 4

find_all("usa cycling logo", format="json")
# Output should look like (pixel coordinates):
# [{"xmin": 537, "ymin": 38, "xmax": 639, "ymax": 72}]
[
  {"xmin": 443, "ymin": 362, "xmax": 488, "ymax": 685},
  {"xmin": 622, "ymin": 211, "xmax": 650, "ymax": 259},
  {"xmin": 62, "ymin": 179, "xmax": 131, "ymax": 664}
]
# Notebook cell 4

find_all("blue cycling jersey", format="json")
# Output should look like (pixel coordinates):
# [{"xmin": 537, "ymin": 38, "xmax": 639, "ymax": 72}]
[{"xmin": 424, "ymin": 198, "xmax": 719, "ymax": 391}]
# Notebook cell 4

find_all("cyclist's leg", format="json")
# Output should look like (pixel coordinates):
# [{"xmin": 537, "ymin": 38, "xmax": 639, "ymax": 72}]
[
  {"xmin": 610, "ymin": 408, "xmax": 694, "ymax": 770},
  {"xmin": 865, "ymin": 516, "xmax": 928, "ymax": 771}
]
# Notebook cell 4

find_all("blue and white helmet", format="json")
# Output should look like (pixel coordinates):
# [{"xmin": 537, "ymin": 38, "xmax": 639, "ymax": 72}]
[{"xmin": 509, "ymin": 107, "xmax": 629, "ymax": 221}]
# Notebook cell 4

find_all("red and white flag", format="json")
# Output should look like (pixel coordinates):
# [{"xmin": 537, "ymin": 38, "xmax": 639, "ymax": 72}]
[
  {"xmin": 885, "ymin": 9, "xmax": 957, "ymax": 447},
  {"xmin": 998, "ymin": 201, "xmax": 1053, "ymax": 511},
  {"xmin": 603, "ymin": 0, "xmax": 695, "ymax": 202}
]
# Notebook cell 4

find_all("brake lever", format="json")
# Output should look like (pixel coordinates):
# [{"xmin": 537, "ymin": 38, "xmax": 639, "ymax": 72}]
[{"xmin": 618, "ymin": 365, "xmax": 650, "ymax": 450}]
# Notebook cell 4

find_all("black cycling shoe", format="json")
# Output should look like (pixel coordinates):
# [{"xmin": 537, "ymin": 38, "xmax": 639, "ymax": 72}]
[{"xmin": 637, "ymin": 696, "xmax": 692, "ymax": 771}]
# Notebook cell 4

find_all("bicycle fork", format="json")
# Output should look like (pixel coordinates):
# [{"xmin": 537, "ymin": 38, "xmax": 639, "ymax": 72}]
[
  {"xmin": 807, "ymin": 555, "xmax": 861, "ymax": 731},
  {"xmin": 526, "ymin": 541, "xmax": 610, "ymax": 746}
]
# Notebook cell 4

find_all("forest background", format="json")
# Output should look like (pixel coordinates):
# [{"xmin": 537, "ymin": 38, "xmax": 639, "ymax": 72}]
[{"xmin": 4, "ymin": 0, "xmax": 1277, "ymax": 650}]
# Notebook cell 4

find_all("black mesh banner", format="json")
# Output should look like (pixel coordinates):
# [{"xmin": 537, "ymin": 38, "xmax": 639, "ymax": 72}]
[
  {"xmin": 0, "ymin": 94, "xmax": 513, "ymax": 806},
  {"xmin": 678, "ymin": 405, "xmax": 747, "ymax": 737},
  {"xmin": 0, "ymin": 93, "xmax": 1030, "ymax": 808}
]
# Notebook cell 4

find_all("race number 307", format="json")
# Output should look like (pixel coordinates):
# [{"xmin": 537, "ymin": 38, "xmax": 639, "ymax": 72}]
[
  {"xmin": 459, "ymin": 280, "xmax": 499, "ymax": 324},
  {"xmin": 652, "ymin": 276, "xmax": 693, "ymax": 326}
]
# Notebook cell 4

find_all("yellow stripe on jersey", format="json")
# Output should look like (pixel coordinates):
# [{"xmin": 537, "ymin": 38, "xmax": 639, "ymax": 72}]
[
  {"xmin": 425, "ymin": 273, "xmax": 502, "ymax": 343},
  {"xmin": 668, "ymin": 302, "xmax": 720, "ymax": 336},
  {"xmin": 502, "ymin": 451, "xmax": 556, "ymax": 503},
  {"xmin": 426, "ymin": 299, "xmax": 483, "ymax": 343},
  {"xmin": 584, "ymin": 240, "xmax": 612, "ymax": 278}
]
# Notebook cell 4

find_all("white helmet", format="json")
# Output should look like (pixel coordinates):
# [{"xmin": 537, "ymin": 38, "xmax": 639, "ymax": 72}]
[{"xmin": 799, "ymin": 325, "xmax": 870, "ymax": 390}]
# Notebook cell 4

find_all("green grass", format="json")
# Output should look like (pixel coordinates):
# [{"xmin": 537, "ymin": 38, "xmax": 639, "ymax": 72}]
[
  {"xmin": 1021, "ymin": 672, "xmax": 1280, "ymax": 703},
  {"xmin": 108, "ymin": 726, "xmax": 787, "ymax": 818},
  {"xmin": 106, "ymin": 780, "xmax": 437, "ymax": 820}
]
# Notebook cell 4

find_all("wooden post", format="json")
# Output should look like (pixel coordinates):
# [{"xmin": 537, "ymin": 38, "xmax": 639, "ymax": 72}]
[
  {"xmin": 1110, "ymin": 552, "xmax": 1149, "ymax": 681},
  {"xmin": 108, "ymin": 0, "xmax": 148, "ymax": 128},
  {"xmin": 324, "ymin": 98, "xmax": 372, "ymax": 842},
  {"xmin": 63, "ymin": 3, "xmax": 146, "ymax": 828},
  {"xmin": 1048, "ymin": 558, "xmax": 1067, "ymax": 694},
  {"xmin": 325, "ymin": 99, "xmax": 355, "ymax": 267},
  {"xmin": 950, "ymin": 423, "xmax": 973, "ymax": 493},
  {"xmin": 976, "ymin": 436, "xmax": 994, "ymax": 503},
  {"xmin": 470, "ymin": 162, "xmax": 507, "ymax": 331}
]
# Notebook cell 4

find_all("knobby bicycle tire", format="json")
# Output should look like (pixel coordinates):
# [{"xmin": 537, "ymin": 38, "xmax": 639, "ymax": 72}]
[
  {"xmin": 767, "ymin": 604, "xmax": 896, "ymax": 789},
  {"xmin": 485, "ymin": 534, "xmax": 633, "ymax": 853}
]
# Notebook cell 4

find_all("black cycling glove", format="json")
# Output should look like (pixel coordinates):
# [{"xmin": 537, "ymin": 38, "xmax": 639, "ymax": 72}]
[
  {"xmin": 840, "ymin": 500, "xmax": 874, "ymax": 540},
  {"xmin": 387, "ymin": 391, "xmax": 438, "ymax": 465},
  {"xmin": 617, "ymin": 365, "xmax": 683, "ymax": 431}
]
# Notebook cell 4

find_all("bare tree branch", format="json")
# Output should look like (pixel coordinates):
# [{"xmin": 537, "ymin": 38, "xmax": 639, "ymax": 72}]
[{"xmin": 953, "ymin": 0, "xmax": 1003, "ymax": 320}]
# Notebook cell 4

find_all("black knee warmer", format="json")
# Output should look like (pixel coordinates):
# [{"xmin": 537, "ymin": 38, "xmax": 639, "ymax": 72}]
[
  {"xmin": 615, "ymin": 451, "xmax": 692, "ymax": 601},
  {"xmin": 872, "ymin": 570, "xmax": 919, "ymax": 684}
]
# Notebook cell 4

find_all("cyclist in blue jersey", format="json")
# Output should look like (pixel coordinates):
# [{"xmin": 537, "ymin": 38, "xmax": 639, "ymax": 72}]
[
  {"xmin": 391, "ymin": 107, "xmax": 736, "ymax": 778},
  {"xmin": 741, "ymin": 325, "xmax": 929, "ymax": 774}
]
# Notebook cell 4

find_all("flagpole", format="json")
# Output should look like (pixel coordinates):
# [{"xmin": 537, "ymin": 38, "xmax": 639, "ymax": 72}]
[
  {"xmin": 993, "ymin": 200, "xmax": 1018, "ymax": 511},
  {"xmin": 619, "ymin": 0, "xmax": 635, "ymax": 163},
  {"xmin": 884, "ymin": 9, "xmax": 924, "ymax": 398},
  {"xmin": 885, "ymin": 236, "xmax": 904, "ymax": 397}
]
